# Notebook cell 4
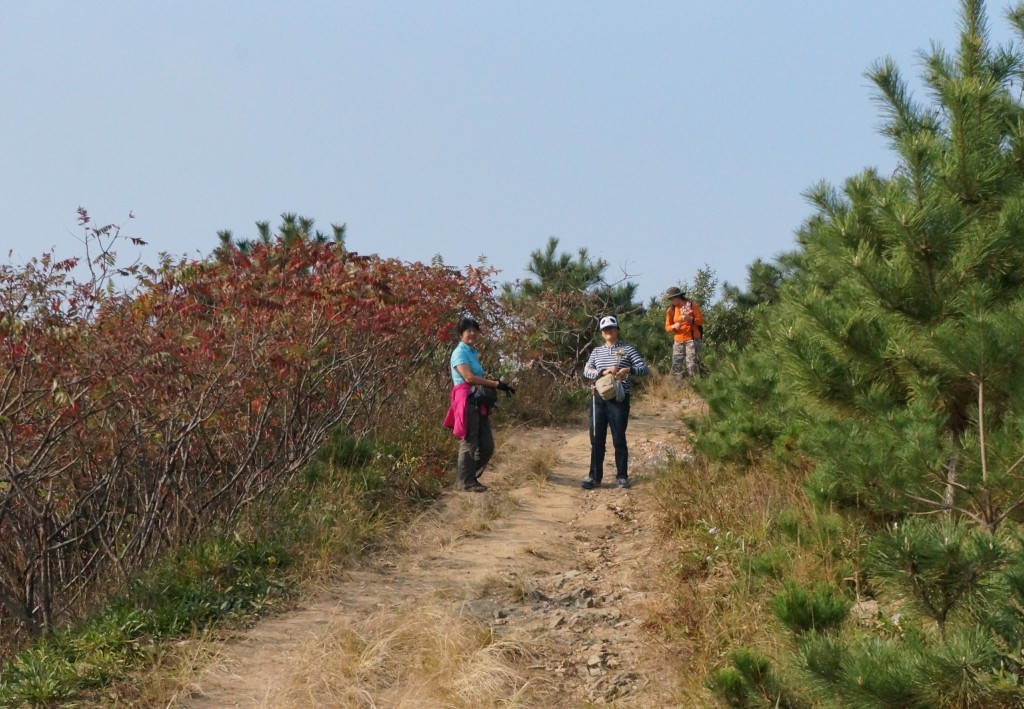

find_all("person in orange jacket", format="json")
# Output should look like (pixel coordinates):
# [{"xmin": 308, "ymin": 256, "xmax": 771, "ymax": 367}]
[{"xmin": 663, "ymin": 286, "xmax": 703, "ymax": 384}]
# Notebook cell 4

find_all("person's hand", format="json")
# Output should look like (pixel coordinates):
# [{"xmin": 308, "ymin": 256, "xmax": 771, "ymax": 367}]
[
  {"xmin": 672, "ymin": 323, "xmax": 681, "ymax": 331},
  {"xmin": 497, "ymin": 380, "xmax": 516, "ymax": 396}
]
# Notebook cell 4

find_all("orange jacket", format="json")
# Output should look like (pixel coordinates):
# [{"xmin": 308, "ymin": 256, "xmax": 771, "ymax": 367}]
[{"xmin": 665, "ymin": 301, "xmax": 703, "ymax": 342}]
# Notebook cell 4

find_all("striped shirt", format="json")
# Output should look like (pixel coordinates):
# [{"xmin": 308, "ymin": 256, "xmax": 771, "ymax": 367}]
[{"xmin": 583, "ymin": 342, "xmax": 649, "ymax": 395}]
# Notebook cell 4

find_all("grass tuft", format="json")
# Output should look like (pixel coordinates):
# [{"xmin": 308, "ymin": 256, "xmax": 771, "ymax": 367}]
[
  {"xmin": 267, "ymin": 601, "xmax": 545, "ymax": 708},
  {"xmin": 522, "ymin": 446, "xmax": 559, "ymax": 486}
]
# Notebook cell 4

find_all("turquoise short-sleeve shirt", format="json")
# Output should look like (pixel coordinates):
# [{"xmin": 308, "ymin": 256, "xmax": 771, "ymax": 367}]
[{"xmin": 450, "ymin": 342, "xmax": 484, "ymax": 385}]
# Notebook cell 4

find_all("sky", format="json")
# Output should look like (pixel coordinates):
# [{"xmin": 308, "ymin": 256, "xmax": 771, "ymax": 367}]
[{"xmin": 1, "ymin": 1, "xmax": 1019, "ymax": 304}]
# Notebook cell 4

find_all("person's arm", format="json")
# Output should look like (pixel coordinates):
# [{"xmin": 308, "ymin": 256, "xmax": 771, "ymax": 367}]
[
  {"xmin": 666, "ymin": 307, "xmax": 680, "ymax": 332},
  {"xmin": 623, "ymin": 345, "xmax": 649, "ymax": 377},
  {"xmin": 454, "ymin": 364, "xmax": 514, "ymax": 393},
  {"xmin": 583, "ymin": 351, "xmax": 601, "ymax": 380},
  {"xmin": 454, "ymin": 364, "xmax": 499, "ymax": 388},
  {"xmin": 692, "ymin": 303, "xmax": 704, "ymax": 327}
]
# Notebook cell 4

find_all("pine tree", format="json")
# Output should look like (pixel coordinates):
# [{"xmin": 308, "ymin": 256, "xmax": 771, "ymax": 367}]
[
  {"xmin": 703, "ymin": 1, "xmax": 1024, "ymax": 704},
  {"xmin": 215, "ymin": 214, "xmax": 346, "ymax": 261},
  {"xmin": 500, "ymin": 236, "xmax": 640, "ymax": 371},
  {"xmin": 782, "ymin": 0, "xmax": 1024, "ymax": 531},
  {"xmin": 693, "ymin": 256, "xmax": 801, "ymax": 460}
]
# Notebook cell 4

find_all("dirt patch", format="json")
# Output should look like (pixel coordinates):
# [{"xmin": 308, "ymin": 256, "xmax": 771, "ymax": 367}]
[{"xmin": 177, "ymin": 394, "xmax": 697, "ymax": 708}]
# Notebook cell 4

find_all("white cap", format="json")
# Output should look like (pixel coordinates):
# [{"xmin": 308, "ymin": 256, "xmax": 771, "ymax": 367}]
[{"xmin": 598, "ymin": 315, "xmax": 619, "ymax": 330}]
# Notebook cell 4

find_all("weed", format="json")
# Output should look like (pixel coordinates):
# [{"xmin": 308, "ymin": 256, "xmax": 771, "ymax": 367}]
[
  {"xmin": 500, "ymin": 570, "xmax": 545, "ymax": 604},
  {"xmin": 746, "ymin": 548, "xmax": 791, "ymax": 581},
  {"xmin": 454, "ymin": 490, "xmax": 519, "ymax": 536},
  {"xmin": 0, "ymin": 644, "xmax": 77, "ymax": 706}
]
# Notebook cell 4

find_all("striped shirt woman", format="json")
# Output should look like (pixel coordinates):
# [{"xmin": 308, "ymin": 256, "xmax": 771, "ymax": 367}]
[{"xmin": 581, "ymin": 315, "xmax": 649, "ymax": 490}]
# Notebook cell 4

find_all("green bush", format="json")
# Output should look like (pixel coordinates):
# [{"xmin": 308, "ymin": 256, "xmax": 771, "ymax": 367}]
[
  {"xmin": 772, "ymin": 581, "xmax": 851, "ymax": 635},
  {"xmin": 745, "ymin": 548, "xmax": 790, "ymax": 580},
  {"xmin": 707, "ymin": 648, "xmax": 807, "ymax": 708}
]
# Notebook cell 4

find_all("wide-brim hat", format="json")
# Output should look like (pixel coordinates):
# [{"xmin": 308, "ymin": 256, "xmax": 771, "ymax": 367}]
[{"xmin": 663, "ymin": 286, "xmax": 685, "ymax": 300}]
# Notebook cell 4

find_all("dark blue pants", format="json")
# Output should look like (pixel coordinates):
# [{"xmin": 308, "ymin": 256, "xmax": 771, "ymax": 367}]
[{"xmin": 588, "ymin": 393, "xmax": 630, "ymax": 483}]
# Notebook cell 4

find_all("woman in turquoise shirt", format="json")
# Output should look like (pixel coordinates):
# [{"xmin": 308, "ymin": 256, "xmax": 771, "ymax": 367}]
[{"xmin": 448, "ymin": 317, "xmax": 514, "ymax": 492}]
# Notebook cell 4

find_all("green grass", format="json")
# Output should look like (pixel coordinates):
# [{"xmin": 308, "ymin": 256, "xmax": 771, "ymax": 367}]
[
  {"xmin": 0, "ymin": 422, "xmax": 456, "ymax": 707},
  {"xmin": 0, "ymin": 535, "xmax": 290, "ymax": 707},
  {"xmin": 647, "ymin": 446, "xmax": 868, "ymax": 703}
]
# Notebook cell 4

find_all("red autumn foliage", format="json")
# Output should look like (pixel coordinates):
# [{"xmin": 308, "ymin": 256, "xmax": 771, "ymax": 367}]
[{"xmin": 0, "ymin": 222, "xmax": 494, "ymax": 640}]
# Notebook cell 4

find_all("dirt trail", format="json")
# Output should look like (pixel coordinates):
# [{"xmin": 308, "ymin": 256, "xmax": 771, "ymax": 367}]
[{"xmin": 181, "ymin": 394, "xmax": 697, "ymax": 708}]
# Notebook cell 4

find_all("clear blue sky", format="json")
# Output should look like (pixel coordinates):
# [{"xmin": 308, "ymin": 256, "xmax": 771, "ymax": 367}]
[{"xmin": 1, "ymin": 1, "xmax": 1017, "ymax": 303}]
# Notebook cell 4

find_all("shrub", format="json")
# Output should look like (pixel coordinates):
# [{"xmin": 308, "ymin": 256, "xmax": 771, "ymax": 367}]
[{"xmin": 772, "ymin": 581, "xmax": 851, "ymax": 635}]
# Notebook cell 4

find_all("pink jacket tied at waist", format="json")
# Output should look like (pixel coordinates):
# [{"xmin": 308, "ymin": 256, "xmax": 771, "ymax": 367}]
[{"xmin": 443, "ymin": 383, "xmax": 471, "ymax": 439}]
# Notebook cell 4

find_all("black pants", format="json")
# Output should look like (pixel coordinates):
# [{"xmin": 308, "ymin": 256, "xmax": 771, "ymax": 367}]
[
  {"xmin": 588, "ymin": 394, "xmax": 629, "ymax": 483},
  {"xmin": 457, "ymin": 404, "xmax": 494, "ymax": 488}
]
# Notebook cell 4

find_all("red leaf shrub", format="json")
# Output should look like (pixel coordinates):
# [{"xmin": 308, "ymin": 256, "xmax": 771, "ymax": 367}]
[{"xmin": 0, "ymin": 236, "xmax": 493, "ymax": 641}]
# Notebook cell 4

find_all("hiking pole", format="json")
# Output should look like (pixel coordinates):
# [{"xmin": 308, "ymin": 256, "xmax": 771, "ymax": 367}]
[{"xmin": 591, "ymin": 387, "xmax": 596, "ymax": 439}]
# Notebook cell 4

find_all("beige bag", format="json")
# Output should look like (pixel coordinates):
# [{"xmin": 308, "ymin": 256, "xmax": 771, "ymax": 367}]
[{"xmin": 595, "ymin": 373, "xmax": 619, "ymax": 400}]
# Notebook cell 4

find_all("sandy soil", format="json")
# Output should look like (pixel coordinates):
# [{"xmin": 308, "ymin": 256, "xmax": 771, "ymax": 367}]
[{"xmin": 180, "ymin": 393, "xmax": 699, "ymax": 708}]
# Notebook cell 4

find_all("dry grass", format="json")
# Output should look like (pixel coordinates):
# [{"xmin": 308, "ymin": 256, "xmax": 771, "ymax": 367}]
[
  {"xmin": 266, "ymin": 601, "xmax": 546, "ymax": 708},
  {"xmin": 643, "ymin": 451, "xmax": 815, "ymax": 700},
  {"xmin": 635, "ymin": 369, "xmax": 676, "ymax": 401},
  {"xmin": 447, "ymin": 489, "xmax": 520, "ymax": 539},
  {"xmin": 382, "ymin": 488, "xmax": 520, "ymax": 562},
  {"xmin": 635, "ymin": 369, "xmax": 706, "ymax": 409},
  {"xmin": 632, "ymin": 372, "xmax": 711, "ymax": 448},
  {"xmin": 521, "ymin": 446, "xmax": 559, "ymax": 488},
  {"xmin": 114, "ymin": 629, "xmax": 225, "ymax": 708},
  {"xmin": 501, "ymin": 368, "xmax": 586, "ymax": 427},
  {"xmin": 478, "ymin": 569, "xmax": 548, "ymax": 604}
]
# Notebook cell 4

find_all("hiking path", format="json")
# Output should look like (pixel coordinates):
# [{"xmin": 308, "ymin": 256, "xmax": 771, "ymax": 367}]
[{"xmin": 179, "ymin": 392, "xmax": 700, "ymax": 708}]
